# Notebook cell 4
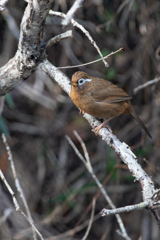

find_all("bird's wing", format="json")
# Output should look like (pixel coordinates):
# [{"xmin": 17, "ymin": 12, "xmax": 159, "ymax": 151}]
[{"xmin": 91, "ymin": 79, "xmax": 132, "ymax": 103}]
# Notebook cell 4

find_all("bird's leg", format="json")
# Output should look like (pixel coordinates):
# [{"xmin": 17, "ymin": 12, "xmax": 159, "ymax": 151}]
[
  {"xmin": 95, "ymin": 117, "xmax": 113, "ymax": 135},
  {"xmin": 79, "ymin": 110, "xmax": 82, "ymax": 115},
  {"xmin": 99, "ymin": 118, "xmax": 104, "ymax": 123}
]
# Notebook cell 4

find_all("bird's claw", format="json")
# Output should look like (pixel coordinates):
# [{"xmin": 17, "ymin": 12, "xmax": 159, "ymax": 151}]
[
  {"xmin": 79, "ymin": 110, "xmax": 84, "ymax": 115},
  {"xmin": 94, "ymin": 124, "xmax": 111, "ymax": 135}
]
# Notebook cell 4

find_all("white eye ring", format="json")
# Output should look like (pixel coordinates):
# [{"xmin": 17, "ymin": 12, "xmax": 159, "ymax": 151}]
[
  {"xmin": 78, "ymin": 78, "xmax": 85, "ymax": 85},
  {"xmin": 78, "ymin": 78, "xmax": 92, "ymax": 86}
]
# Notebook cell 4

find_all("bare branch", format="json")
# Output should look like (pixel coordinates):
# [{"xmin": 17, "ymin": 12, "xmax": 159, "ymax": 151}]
[
  {"xmin": 49, "ymin": 10, "xmax": 109, "ymax": 67},
  {"xmin": 62, "ymin": 0, "xmax": 84, "ymax": 26},
  {"xmin": 58, "ymin": 48, "xmax": 123, "ymax": 69},
  {"xmin": 134, "ymin": 77, "xmax": 160, "ymax": 94},
  {"xmin": 100, "ymin": 202, "xmax": 149, "ymax": 216},
  {"xmin": 38, "ymin": 60, "xmax": 71, "ymax": 94},
  {"xmin": 82, "ymin": 198, "xmax": 96, "ymax": 240},
  {"xmin": 0, "ymin": 170, "xmax": 20, "ymax": 211},
  {"xmin": 66, "ymin": 133, "xmax": 131, "ymax": 240},
  {"xmin": 2, "ymin": 134, "xmax": 37, "ymax": 240},
  {"xmin": 45, "ymin": 30, "xmax": 72, "ymax": 49}
]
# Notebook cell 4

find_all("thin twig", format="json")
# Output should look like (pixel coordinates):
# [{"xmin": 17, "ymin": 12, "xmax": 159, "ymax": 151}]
[
  {"xmin": 73, "ymin": 130, "xmax": 90, "ymax": 167},
  {"xmin": 62, "ymin": 0, "xmax": 84, "ymax": 26},
  {"xmin": 100, "ymin": 202, "xmax": 148, "ymax": 216},
  {"xmin": 0, "ymin": 170, "xmax": 20, "ymax": 210},
  {"xmin": 58, "ymin": 48, "xmax": 123, "ymax": 69},
  {"xmin": 82, "ymin": 198, "xmax": 96, "ymax": 240},
  {"xmin": 49, "ymin": 10, "xmax": 109, "ymax": 67},
  {"xmin": 0, "ymin": 170, "xmax": 44, "ymax": 239},
  {"xmin": 71, "ymin": 169, "xmax": 115, "ymax": 238},
  {"xmin": 2, "ymin": 134, "xmax": 37, "ymax": 240},
  {"xmin": 151, "ymin": 189, "xmax": 160, "ymax": 200},
  {"xmin": 134, "ymin": 77, "xmax": 160, "ymax": 94},
  {"xmin": 66, "ymin": 133, "xmax": 131, "ymax": 240},
  {"xmin": 45, "ymin": 30, "xmax": 72, "ymax": 50}
]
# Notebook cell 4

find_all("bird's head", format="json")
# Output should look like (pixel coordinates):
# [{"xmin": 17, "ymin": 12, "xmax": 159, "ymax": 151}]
[{"xmin": 70, "ymin": 71, "xmax": 92, "ymax": 90}]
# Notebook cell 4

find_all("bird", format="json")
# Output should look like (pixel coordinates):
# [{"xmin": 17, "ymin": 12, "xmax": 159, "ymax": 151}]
[{"xmin": 70, "ymin": 71, "xmax": 152, "ymax": 138}]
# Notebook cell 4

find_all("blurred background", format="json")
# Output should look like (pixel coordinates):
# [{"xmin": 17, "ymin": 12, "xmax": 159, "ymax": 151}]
[{"xmin": 0, "ymin": 0, "xmax": 160, "ymax": 239}]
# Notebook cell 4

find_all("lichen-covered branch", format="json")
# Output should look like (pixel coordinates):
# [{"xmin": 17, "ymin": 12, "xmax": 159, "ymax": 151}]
[{"xmin": 0, "ymin": 0, "xmax": 54, "ymax": 95}]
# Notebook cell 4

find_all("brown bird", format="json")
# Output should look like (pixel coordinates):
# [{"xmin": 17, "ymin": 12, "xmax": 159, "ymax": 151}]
[{"xmin": 70, "ymin": 71, "xmax": 152, "ymax": 138}]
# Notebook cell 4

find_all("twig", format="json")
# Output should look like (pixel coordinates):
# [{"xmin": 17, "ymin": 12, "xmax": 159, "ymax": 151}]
[
  {"xmin": 0, "ymin": 169, "xmax": 44, "ymax": 239},
  {"xmin": 66, "ymin": 133, "xmax": 131, "ymax": 240},
  {"xmin": 0, "ymin": 0, "xmax": 55, "ymax": 96},
  {"xmin": 69, "ymin": 169, "xmax": 115, "ymax": 238},
  {"xmin": 45, "ymin": 30, "xmax": 72, "ymax": 50},
  {"xmin": 2, "ymin": 134, "xmax": 37, "ymax": 240},
  {"xmin": 49, "ymin": 10, "xmax": 109, "ymax": 67},
  {"xmin": 82, "ymin": 198, "xmax": 96, "ymax": 240},
  {"xmin": 62, "ymin": 0, "xmax": 84, "ymax": 26},
  {"xmin": 0, "ymin": 170, "xmax": 20, "ymax": 211},
  {"xmin": 100, "ymin": 202, "xmax": 148, "ymax": 216},
  {"xmin": 151, "ymin": 189, "xmax": 160, "ymax": 200},
  {"xmin": 134, "ymin": 77, "xmax": 160, "ymax": 94},
  {"xmin": 58, "ymin": 48, "xmax": 123, "ymax": 69}
]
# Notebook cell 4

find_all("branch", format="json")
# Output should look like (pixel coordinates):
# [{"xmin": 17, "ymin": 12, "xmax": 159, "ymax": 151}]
[
  {"xmin": 81, "ymin": 198, "xmax": 96, "ymax": 240},
  {"xmin": 0, "ymin": 0, "xmax": 54, "ymax": 95},
  {"xmin": 61, "ymin": 0, "xmax": 84, "ymax": 26},
  {"xmin": 66, "ymin": 132, "xmax": 131, "ymax": 240},
  {"xmin": 134, "ymin": 77, "xmax": 160, "ymax": 94},
  {"xmin": 45, "ymin": 30, "xmax": 72, "ymax": 50},
  {"xmin": 100, "ymin": 202, "xmax": 148, "ymax": 216},
  {"xmin": 0, "ymin": 169, "xmax": 44, "ymax": 240},
  {"xmin": 58, "ymin": 48, "xmax": 123, "ymax": 69},
  {"xmin": 49, "ymin": 10, "xmax": 109, "ymax": 67},
  {"xmin": 2, "ymin": 134, "xmax": 37, "ymax": 240}
]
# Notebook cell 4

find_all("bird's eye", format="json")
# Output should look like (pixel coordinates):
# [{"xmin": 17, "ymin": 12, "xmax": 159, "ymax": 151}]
[{"xmin": 78, "ymin": 78, "xmax": 85, "ymax": 85}]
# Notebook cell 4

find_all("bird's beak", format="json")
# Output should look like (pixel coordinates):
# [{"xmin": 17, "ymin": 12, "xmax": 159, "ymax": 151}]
[{"xmin": 70, "ymin": 81, "xmax": 78, "ymax": 86}]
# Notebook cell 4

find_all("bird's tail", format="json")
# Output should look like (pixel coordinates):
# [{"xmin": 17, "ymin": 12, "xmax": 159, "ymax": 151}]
[{"xmin": 130, "ymin": 108, "xmax": 152, "ymax": 138}]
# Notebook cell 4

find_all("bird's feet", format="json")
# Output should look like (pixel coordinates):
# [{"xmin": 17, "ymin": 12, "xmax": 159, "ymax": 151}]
[
  {"xmin": 79, "ymin": 110, "xmax": 84, "ymax": 115},
  {"xmin": 95, "ymin": 124, "xmax": 110, "ymax": 135},
  {"xmin": 94, "ymin": 117, "xmax": 113, "ymax": 135},
  {"xmin": 95, "ymin": 124, "xmax": 104, "ymax": 135}
]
